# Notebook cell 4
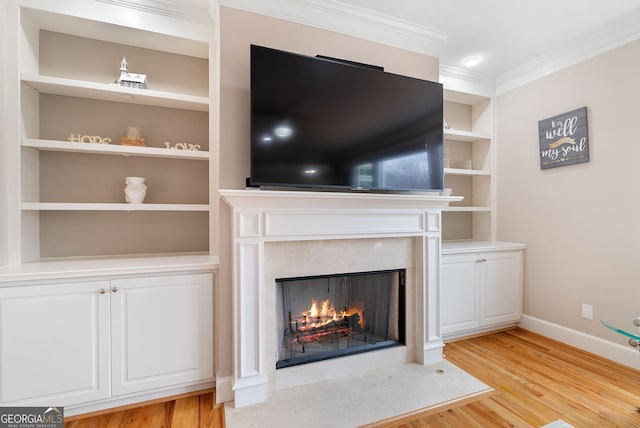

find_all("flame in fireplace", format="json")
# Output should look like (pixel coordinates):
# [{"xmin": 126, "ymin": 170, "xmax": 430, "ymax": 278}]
[
  {"xmin": 304, "ymin": 299, "xmax": 334, "ymax": 319},
  {"xmin": 299, "ymin": 299, "xmax": 364, "ymax": 329}
]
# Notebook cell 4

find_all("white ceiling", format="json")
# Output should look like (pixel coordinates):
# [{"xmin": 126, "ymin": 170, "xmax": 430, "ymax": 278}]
[
  {"xmin": 203, "ymin": 0, "xmax": 640, "ymax": 93},
  {"xmin": 337, "ymin": 0, "xmax": 640, "ymax": 82}
]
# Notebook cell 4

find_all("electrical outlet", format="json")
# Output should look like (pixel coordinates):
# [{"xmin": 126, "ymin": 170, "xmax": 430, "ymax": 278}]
[{"xmin": 581, "ymin": 303, "xmax": 594, "ymax": 320}]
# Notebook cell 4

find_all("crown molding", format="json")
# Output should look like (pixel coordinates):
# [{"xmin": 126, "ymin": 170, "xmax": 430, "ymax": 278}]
[
  {"xmin": 439, "ymin": 64, "xmax": 495, "ymax": 98},
  {"xmin": 497, "ymin": 8, "xmax": 640, "ymax": 95},
  {"xmin": 95, "ymin": 0, "xmax": 213, "ymax": 25},
  {"xmin": 219, "ymin": 0, "xmax": 447, "ymax": 57}
]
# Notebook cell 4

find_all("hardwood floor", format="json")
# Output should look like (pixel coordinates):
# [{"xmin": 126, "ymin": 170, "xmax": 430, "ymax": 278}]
[
  {"xmin": 378, "ymin": 328, "xmax": 640, "ymax": 427},
  {"xmin": 65, "ymin": 328, "xmax": 640, "ymax": 427},
  {"xmin": 64, "ymin": 391, "xmax": 223, "ymax": 428}
]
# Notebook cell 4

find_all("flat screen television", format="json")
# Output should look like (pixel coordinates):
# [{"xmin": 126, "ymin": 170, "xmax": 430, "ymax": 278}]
[{"xmin": 249, "ymin": 44, "xmax": 444, "ymax": 193}]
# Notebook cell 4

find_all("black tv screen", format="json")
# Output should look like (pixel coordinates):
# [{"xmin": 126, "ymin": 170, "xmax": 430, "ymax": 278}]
[{"xmin": 249, "ymin": 45, "xmax": 444, "ymax": 193}]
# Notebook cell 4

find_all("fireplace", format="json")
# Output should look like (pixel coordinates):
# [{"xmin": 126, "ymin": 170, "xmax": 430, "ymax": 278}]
[
  {"xmin": 218, "ymin": 190, "xmax": 459, "ymax": 407},
  {"xmin": 276, "ymin": 269, "xmax": 405, "ymax": 369}
]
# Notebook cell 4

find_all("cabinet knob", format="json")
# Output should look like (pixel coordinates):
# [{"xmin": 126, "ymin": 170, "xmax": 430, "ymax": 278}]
[
  {"xmin": 111, "ymin": 287, "xmax": 119, "ymax": 293},
  {"xmin": 99, "ymin": 288, "xmax": 107, "ymax": 294},
  {"xmin": 476, "ymin": 258, "xmax": 487, "ymax": 263}
]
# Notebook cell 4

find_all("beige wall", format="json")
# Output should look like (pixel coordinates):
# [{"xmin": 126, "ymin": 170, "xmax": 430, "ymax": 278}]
[
  {"xmin": 218, "ymin": 6, "xmax": 439, "ymax": 189},
  {"xmin": 495, "ymin": 40, "xmax": 640, "ymax": 345}
]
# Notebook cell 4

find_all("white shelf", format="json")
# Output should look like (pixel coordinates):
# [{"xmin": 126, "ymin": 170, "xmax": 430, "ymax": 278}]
[
  {"xmin": 444, "ymin": 167, "xmax": 491, "ymax": 176},
  {"xmin": 444, "ymin": 129, "xmax": 490, "ymax": 142},
  {"xmin": 22, "ymin": 138, "xmax": 209, "ymax": 160},
  {"xmin": 22, "ymin": 203, "xmax": 209, "ymax": 212},
  {"xmin": 442, "ymin": 206, "xmax": 492, "ymax": 212},
  {"xmin": 22, "ymin": 74, "xmax": 209, "ymax": 112}
]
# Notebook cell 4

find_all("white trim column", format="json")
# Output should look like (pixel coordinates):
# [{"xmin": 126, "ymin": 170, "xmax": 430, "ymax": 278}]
[
  {"xmin": 416, "ymin": 211, "xmax": 444, "ymax": 364},
  {"xmin": 232, "ymin": 215, "xmax": 268, "ymax": 407}
]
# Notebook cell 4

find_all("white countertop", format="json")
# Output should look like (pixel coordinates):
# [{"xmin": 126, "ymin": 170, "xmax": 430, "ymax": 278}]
[
  {"xmin": 0, "ymin": 253, "xmax": 219, "ymax": 284},
  {"xmin": 442, "ymin": 240, "xmax": 526, "ymax": 254}
]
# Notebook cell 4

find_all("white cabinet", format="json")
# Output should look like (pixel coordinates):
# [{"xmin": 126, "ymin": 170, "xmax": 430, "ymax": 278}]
[
  {"xmin": 441, "ymin": 254, "xmax": 479, "ymax": 333},
  {"xmin": 0, "ymin": 272, "xmax": 213, "ymax": 410},
  {"xmin": 441, "ymin": 243, "xmax": 524, "ymax": 339},
  {"xmin": 111, "ymin": 274, "xmax": 213, "ymax": 395},
  {"xmin": 0, "ymin": 281, "xmax": 110, "ymax": 405},
  {"xmin": 481, "ymin": 253, "xmax": 523, "ymax": 326}
]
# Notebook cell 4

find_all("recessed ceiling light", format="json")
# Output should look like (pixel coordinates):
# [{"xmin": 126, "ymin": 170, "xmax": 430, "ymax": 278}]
[{"xmin": 463, "ymin": 57, "xmax": 480, "ymax": 67}]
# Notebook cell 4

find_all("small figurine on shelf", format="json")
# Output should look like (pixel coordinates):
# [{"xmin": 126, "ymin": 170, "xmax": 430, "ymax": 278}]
[
  {"xmin": 121, "ymin": 126, "xmax": 146, "ymax": 147},
  {"xmin": 116, "ymin": 57, "xmax": 147, "ymax": 89},
  {"xmin": 124, "ymin": 176, "xmax": 147, "ymax": 204}
]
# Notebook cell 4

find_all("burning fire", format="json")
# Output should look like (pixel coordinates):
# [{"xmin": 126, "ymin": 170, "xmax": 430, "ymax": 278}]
[{"xmin": 299, "ymin": 299, "xmax": 364, "ymax": 330}]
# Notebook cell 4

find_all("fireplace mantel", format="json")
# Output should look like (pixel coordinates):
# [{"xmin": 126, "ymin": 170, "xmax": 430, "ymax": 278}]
[
  {"xmin": 217, "ymin": 189, "xmax": 461, "ymax": 407},
  {"xmin": 220, "ymin": 188, "xmax": 459, "ymax": 208}
]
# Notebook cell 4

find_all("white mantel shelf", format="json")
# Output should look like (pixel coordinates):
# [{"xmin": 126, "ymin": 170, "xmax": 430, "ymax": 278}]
[
  {"xmin": 220, "ymin": 189, "xmax": 462, "ymax": 207},
  {"xmin": 218, "ymin": 189, "xmax": 461, "ymax": 408}
]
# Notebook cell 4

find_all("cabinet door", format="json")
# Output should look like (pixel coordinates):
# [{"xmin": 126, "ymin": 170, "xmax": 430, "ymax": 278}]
[
  {"xmin": 440, "ymin": 254, "xmax": 479, "ymax": 334},
  {"xmin": 480, "ymin": 251, "xmax": 523, "ymax": 325},
  {"xmin": 0, "ymin": 281, "xmax": 110, "ymax": 405},
  {"xmin": 110, "ymin": 273, "xmax": 213, "ymax": 395}
]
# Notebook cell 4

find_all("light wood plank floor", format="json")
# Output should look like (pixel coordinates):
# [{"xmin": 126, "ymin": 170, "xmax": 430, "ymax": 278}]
[
  {"xmin": 65, "ymin": 328, "xmax": 640, "ymax": 427},
  {"xmin": 378, "ymin": 328, "xmax": 640, "ymax": 427},
  {"xmin": 65, "ymin": 391, "xmax": 222, "ymax": 428}
]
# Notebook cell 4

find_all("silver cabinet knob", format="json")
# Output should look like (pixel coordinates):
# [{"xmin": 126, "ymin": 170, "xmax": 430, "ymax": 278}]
[
  {"xmin": 111, "ymin": 287, "xmax": 119, "ymax": 293},
  {"xmin": 99, "ymin": 288, "xmax": 107, "ymax": 294}
]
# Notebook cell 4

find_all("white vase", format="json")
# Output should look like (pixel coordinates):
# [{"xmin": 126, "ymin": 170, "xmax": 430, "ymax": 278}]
[{"xmin": 124, "ymin": 176, "xmax": 147, "ymax": 204}]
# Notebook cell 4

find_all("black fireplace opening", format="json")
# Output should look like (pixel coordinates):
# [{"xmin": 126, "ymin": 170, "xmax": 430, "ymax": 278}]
[{"xmin": 276, "ymin": 269, "xmax": 406, "ymax": 369}]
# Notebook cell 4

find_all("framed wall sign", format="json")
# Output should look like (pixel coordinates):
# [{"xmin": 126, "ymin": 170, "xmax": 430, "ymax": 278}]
[{"xmin": 538, "ymin": 107, "xmax": 589, "ymax": 170}]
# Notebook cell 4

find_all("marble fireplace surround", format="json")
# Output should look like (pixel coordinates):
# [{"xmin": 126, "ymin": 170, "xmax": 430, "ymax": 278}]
[{"xmin": 219, "ymin": 189, "xmax": 460, "ymax": 408}]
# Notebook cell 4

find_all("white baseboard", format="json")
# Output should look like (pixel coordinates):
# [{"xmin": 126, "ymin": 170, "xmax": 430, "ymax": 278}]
[
  {"xmin": 518, "ymin": 315, "xmax": 640, "ymax": 370},
  {"xmin": 215, "ymin": 376, "xmax": 234, "ymax": 403}
]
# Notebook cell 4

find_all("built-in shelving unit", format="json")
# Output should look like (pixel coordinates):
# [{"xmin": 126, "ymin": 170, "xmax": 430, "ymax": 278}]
[
  {"xmin": 442, "ymin": 89, "xmax": 495, "ymax": 242},
  {"xmin": 1, "ymin": 0, "xmax": 217, "ymax": 267},
  {"xmin": 0, "ymin": 2, "xmax": 219, "ymax": 413}
]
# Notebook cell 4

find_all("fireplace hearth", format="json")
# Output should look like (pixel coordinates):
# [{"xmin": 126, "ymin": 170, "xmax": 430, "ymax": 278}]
[{"xmin": 276, "ymin": 269, "xmax": 405, "ymax": 369}]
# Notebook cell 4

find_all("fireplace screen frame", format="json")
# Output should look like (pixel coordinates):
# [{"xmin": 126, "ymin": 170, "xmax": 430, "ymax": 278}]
[{"xmin": 275, "ymin": 268, "xmax": 406, "ymax": 369}]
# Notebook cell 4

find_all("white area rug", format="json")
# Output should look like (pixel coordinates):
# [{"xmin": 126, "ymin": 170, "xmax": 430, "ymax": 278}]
[{"xmin": 225, "ymin": 360, "xmax": 492, "ymax": 428}]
